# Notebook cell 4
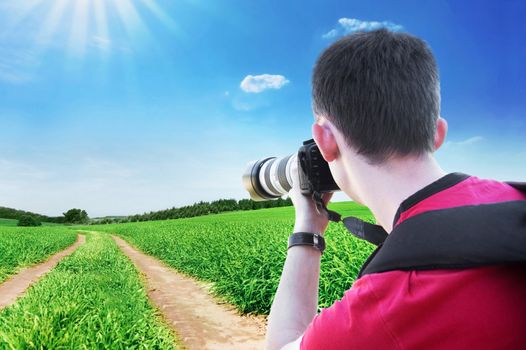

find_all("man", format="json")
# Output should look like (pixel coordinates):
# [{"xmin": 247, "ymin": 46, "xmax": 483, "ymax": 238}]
[{"xmin": 265, "ymin": 29, "xmax": 526, "ymax": 349}]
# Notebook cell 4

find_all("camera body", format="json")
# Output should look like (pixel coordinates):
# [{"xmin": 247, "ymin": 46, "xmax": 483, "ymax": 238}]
[
  {"xmin": 242, "ymin": 139, "xmax": 340, "ymax": 201},
  {"xmin": 298, "ymin": 139, "xmax": 340, "ymax": 195}
]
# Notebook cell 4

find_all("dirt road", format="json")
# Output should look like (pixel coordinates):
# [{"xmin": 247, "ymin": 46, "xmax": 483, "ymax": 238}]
[
  {"xmin": 0, "ymin": 234, "xmax": 86, "ymax": 310},
  {"xmin": 113, "ymin": 235, "xmax": 267, "ymax": 350}
]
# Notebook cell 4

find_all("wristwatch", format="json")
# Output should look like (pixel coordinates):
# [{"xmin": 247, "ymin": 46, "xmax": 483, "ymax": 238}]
[{"xmin": 288, "ymin": 232, "xmax": 326, "ymax": 254}]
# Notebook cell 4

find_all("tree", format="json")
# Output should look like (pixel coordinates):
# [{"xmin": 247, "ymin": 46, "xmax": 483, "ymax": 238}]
[
  {"xmin": 63, "ymin": 208, "xmax": 89, "ymax": 224},
  {"xmin": 17, "ymin": 215, "xmax": 42, "ymax": 227}
]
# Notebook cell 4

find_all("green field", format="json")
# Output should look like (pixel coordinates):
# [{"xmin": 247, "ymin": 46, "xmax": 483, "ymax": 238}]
[
  {"xmin": 0, "ymin": 232, "xmax": 179, "ymax": 349},
  {"xmin": 0, "ymin": 226, "xmax": 77, "ymax": 283},
  {"xmin": 89, "ymin": 201, "xmax": 376, "ymax": 314},
  {"xmin": 0, "ymin": 201, "xmax": 375, "ymax": 345}
]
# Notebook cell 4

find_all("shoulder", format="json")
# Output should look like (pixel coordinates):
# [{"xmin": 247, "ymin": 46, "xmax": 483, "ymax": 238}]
[
  {"xmin": 300, "ymin": 273, "xmax": 403, "ymax": 350},
  {"xmin": 301, "ymin": 266, "xmax": 526, "ymax": 349},
  {"xmin": 365, "ymin": 266, "xmax": 526, "ymax": 349}
]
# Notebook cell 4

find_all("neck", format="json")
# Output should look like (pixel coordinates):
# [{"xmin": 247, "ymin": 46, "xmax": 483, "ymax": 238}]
[{"xmin": 344, "ymin": 154, "xmax": 446, "ymax": 233}]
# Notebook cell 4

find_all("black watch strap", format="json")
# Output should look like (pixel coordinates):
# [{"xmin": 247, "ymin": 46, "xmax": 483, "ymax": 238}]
[{"xmin": 288, "ymin": 232, "xmax": 326, "ymax": 254}]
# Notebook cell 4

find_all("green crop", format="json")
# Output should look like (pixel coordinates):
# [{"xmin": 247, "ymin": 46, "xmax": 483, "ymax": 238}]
[
  {"xmin": 0, "ymin": 226, "xmax": 77, "ymax": 283},
  {"xmin": 91, "ymin": 201, "xmax": 376, "ymax": 314},
  {"xmin": 0, "ymin": 232, "xmax": 179, "ymax": 349}
]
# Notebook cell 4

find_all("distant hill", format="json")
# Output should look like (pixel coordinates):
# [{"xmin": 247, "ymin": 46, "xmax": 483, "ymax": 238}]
[{"xmin": 0, "ymin": 206, "xmax": 64, "ymax": 224}]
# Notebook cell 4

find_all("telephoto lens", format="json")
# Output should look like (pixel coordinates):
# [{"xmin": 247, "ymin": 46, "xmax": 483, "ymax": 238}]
[
  {"xmin": 243, "ymin": 139, "xmax": 340, "ymax": 201},
  {"xmin": 242, "ymin": 154, "xmax": 297, "ymax": 201}
]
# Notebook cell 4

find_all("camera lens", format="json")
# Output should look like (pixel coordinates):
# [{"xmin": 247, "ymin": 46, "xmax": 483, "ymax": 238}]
[{"xmin": 242, "ymin": 154, "xmax": 296, "ymax": 201}]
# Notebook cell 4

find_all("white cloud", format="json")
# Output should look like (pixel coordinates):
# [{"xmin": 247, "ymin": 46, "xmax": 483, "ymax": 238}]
[
  {"xmin": 322, "ymin": 18, "xmax": 403, "ymax": 39},
  {"xmin": 89, "ymin": 36, "xmax": 133, "ymax": 54},
  {"xmin": 339, "ymin": 18, "xmax": 403, "ymax": 33},
  {"xmin": 240, "ymin": 74, "xmax": 290, "ymax": 93},
  {"xmin": 91, "ymin": 36, "xmax": 112, "ymax": 51},
  {"xmin": 322, "ymin": 29, "xmax": 338, "ymax": 39},
  {"xmin": 444, "ymin": 136, "xmax": 484, "ymax": 148},
  {"xmin": 436, "ymin": 139, "xmax": 526, "ymax": 181}
]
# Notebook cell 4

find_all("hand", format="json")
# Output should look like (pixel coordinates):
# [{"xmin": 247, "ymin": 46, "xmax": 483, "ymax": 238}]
[{"xmin": 288, "ymin": 155, "xmax": 333, "ymax": 235}]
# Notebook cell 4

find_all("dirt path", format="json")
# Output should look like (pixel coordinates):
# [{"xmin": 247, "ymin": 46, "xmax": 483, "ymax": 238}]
[
  {"xmin": 0, "ymin": 234, "xmax": 86, "ymax": 310},
  {"xmin": 112, "ymin": 235, "xmax": 267, "ymax": 350}
]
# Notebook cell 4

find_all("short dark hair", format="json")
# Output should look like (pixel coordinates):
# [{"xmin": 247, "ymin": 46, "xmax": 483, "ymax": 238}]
[{"xmin": 312, "ymin": 29, "xmax": 440, "ymax": 164}]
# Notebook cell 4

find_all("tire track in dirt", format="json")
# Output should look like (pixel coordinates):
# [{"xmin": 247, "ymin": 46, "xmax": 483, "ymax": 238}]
[
  {"xmin": 0, "ymin": 234, "xmax": 86, "ymax": 310},
  {"xmin": 112, "ymin": 235, "xmax": 267, "ymax": 350}
]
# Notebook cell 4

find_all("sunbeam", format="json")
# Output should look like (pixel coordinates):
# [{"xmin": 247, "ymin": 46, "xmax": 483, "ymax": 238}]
[
  {"xmin": 69, "ymin": 0, "xmax": 90, "ymax": 56},
  {"xmin": 140, "ymin": 0, "xmax": 179, "ymax": 33},
  {"xmin": 93, "ymin": 0, "xmax": 110, "ymax": 54},
  {"xmin": 93, "ymin": 0, "xmax": 109, "ymax": 40},
  {"xmin": 0, "ymin": 0, "xmax": 182, "ymax": 88},
  {"xmin": 1, "ymin": 0, "xmax": 47, "ymax": 36},
  {"xmin": 4, "ymin": 0, "xmax": 179, "ymax": 59},
  {"xmin": 36, "ymin": 0, "xmax": 69, "ymax": 48},
  {"xmin": 112, "ymin": 0, "xmax": 150, "ymax": 41}
]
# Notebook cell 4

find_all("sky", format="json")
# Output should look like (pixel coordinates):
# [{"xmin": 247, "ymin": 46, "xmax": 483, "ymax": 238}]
[{"xmin": 0, "ymin": 0, "xmax": 525, "ymax": 217}]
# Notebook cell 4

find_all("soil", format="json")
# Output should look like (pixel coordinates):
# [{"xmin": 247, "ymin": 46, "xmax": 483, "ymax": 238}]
[
  {"xmin": 112, "ymin": 235, "xmax": 267, "ymax": 350},
  {"xmin": 0, "ymin": 234, "xmax": 86, "ymax": 310}
]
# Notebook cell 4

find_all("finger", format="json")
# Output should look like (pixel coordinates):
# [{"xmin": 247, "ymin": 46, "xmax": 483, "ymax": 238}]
[{"xmin": 289, "ymin": 155, "xmax": 300, "ymax": 189}]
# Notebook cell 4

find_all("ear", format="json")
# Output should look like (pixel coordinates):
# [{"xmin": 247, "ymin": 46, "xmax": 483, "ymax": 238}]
[
  {"xmin": 433, "ymin": 117, "xmax": 448, "ymax": 150},
  {"xmin": 312, "ymin": 119, "xmax": 340, "ymax": 162}
]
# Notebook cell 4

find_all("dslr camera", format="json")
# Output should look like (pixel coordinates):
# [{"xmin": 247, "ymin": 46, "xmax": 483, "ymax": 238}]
[{"xmin": 242, "ymin": 139, "xmax": 339, "ymax": 201}]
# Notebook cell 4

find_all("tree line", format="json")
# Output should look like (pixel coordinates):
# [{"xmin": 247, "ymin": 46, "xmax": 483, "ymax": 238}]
[
  {"xmin": 0, "ymin": 206, "xmax": 64, "ymax": 224},
  {"xmin": 0, "ymin": 206, "xmax": 89, "ymax": 226},
  {"xmin": 92, "ymin": 197, "xmax": 293, "ymax": 225},
  {"xmin": 2, "ymin": 197, "xmax": 293, "ymax": 227}
]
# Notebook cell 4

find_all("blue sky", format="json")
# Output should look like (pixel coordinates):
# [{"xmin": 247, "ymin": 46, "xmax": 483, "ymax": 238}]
[{"xmin": 0, "ymin": 0, "xmax": 525, "ymax": 217}]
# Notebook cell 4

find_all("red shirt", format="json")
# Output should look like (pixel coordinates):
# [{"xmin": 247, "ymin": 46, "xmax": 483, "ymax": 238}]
[{"xmin": 301, "ymin": 175, "xmax": 526, "ymax": 349}]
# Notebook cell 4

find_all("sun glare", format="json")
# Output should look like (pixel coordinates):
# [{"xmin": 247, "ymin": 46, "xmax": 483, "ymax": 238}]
[
  {"xmin": 8, "ymin": 0, "xmax": 178, "ymax": 57},
  {"xmin": 69, "ymin": 0, "xmax": 90, "ymax": 56},
  {"xmin": 93, "ymin": 0, "xmax": 109, "ymax": 42}
]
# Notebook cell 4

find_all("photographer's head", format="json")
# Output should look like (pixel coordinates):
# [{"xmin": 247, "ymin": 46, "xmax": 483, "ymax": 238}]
[{"xmin": 311, "ymin": 29, "xmax": 447, "ymax": 223}]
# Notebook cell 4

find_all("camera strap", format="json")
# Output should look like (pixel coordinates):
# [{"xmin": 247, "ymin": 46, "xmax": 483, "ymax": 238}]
[
  {"xmin": 313, "ymin": 182, "xmax": 526, "ymax": 252},
  {"xmin": 313, "ymin": 191, "xmax": 342, "ymax": 222},
  {"xmin": 341, "ymin": 216, "xmax": 389, "ymax": 246},
  {"xmin": 358, "ymin": 199, "xmax": 526, "ymax": 277},
  {"xmin": 313, "ymin": 191, "xmax": 388, "ymax": 246}
]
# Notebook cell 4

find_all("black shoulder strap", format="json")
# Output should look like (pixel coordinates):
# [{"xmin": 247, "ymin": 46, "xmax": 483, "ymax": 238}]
[
  {"xmin": 358, "ymin": 200, "xmax": 526, "ymax": 277},
  {"xmin": 507, "ymin": 181, "xmax": 526, "ymax": 193},
  {"xmin": 342, "ymin": 216, "xmax": 388, "ymax": 246}
]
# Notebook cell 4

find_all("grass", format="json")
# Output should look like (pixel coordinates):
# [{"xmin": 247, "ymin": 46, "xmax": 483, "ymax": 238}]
[
  {"xmin": 0, "ymin": 232, "xmax": 179, "ymax": 350},
  {"xmin": 89, "ymin": 201, "xmax": 376, "ymax": 314},
  {"xmin": 0, "ymin": 226, "xmax": 77, "ymax": 283}
]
